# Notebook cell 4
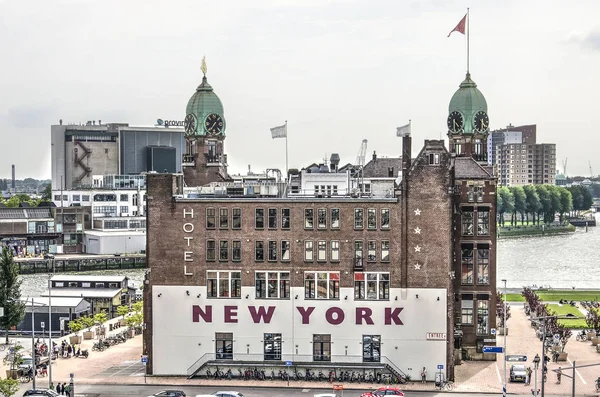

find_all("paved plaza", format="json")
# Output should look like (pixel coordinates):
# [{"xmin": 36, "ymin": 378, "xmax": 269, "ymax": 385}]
[{"xmin": 3, "ymin": 304, "xmax": 600, "ymax": 395}]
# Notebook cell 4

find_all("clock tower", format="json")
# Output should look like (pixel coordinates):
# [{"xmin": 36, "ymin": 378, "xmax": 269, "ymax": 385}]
[
  {"xmin": 182, "ymin": 58, "xmax": 230, "ymax": 186},
  {"xmin": 447, "ymin": 73, "xmax": 489, "ymax": 163}
]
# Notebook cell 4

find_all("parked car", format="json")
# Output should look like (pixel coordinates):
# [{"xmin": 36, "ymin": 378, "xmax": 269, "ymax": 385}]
[
  {"xmin": 23, "ymin": 390, "xmax": 59, "ymax": 397},
  {"xmin": 361, "ymin": 386, "xmax": 405, "ymax": 396},
  {"xmin": 148, "ymin": 391, "xmax": 186, "ymax": 397},
  {"xmin": 509, "ymin": 364, "xmax": 527, "ymax": 382},
  {"xmin": 211, "ymin": 393, "xmax": 244, "ymax": 397},
  {"xmin": 314, "ymin": 394, "xmax": 339, "ymax": 397}
]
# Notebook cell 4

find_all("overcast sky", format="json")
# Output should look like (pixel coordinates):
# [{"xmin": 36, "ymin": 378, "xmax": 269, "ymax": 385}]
[{"xmin": 1, "ymin": 0, "xmax": 599, "ymax": 180}]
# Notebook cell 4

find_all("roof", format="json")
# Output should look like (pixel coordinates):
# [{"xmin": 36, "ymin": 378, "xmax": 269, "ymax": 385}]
[
  {"xmin": 0, "ymin": 208, "xmax": 53, "ymax": 220},
  {"xmin": 41, "ymin": 288, "xmax": 122, "ymax": 298},
  {"xmin": 454, "ymin": 157, "xmax": 494, "ymax": 179},
  {"xmin": 50, "ymin": 275, "xmax": 128, "ymax": 282},
  {"xmin": 448, "ymin": 73, "xmax": 488, "ymax": 135},
  {"xmin": 84, "ymin": 230, "xmax": 146, "ymax": 237},
  {"xmin": 362, "ymin": 157, "xmax": 403, "ymax": 178},
  {"xmin": 186, "ymin": 75, "xmax": 225, "ymax": 137},
  {"xmin": 23, "ymin": 297, "xmax": 87, "ymax": 308}
]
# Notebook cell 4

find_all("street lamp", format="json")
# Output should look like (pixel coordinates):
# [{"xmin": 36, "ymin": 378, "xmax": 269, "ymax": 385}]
[
  {"xmin": 47, "ymin": 255, "xmax": 56, "ymax": 386},
  {"xmin": 533, "ymin": 353, "xmax": 540, "ymax": 397},
  {"xmin": 29, "ymin": 297, "xmax": 37, "ymax": 390},
  {"xmin": 502, "ymin": 279, "xmax": 507, "ymax": 397}
]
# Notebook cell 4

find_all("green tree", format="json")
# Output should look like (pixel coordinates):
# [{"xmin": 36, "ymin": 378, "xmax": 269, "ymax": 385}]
[
  {"xmin": 132, "ymin": 301, "xmax": 143, "ymax": 313},
  {"xmin": 522, "ymin": 185, "xmax": 541, "ymax": 224},
  {"xmin": 559, "ymin": 188, "xmax": 573, "ymax": 222},
  {"xmin": 0, "ymin": 248, "xmax": 26, "ymax": 344},
  {"xmin": 116, "ymin": 305, "xmax": 130, "ymax": 317},
  {"xmin": 535, "ymin": 185, "xmax": 551, "ymax": 224},
  {"xmin": 591, "ymin": 183, "xmax": 600, "ymax": 199},
  {"xmin": 547, "ymin": 185, "xmax": 562, "ymax": 223},
  {"xmin": 79, "ymin": 315, "xmax": 95, "ymax": 331},
  {"xmin": 510, "ymin": 186, "xmax": 527, "ymax": 224},
  {"xmin": 581, "ymin": 186, "xmax": 593, "ymax": 211},
  {"xmin": 40, "ymin": 184, "xmax": 52, "ymax": 202},
  {"xmin": 94, "ymin": 311, "xmax": 108, "ymax": 326},
  {"xmin": 0, "ymin": 376, "xmax": 20, "ymax": 396},
  {"xmin": 67, "ymin": 318, "xmax": 83, "ymax": 335},
  {"xmin": 496, "ymin": 186, "xmax": 514, "ymax": 226}
]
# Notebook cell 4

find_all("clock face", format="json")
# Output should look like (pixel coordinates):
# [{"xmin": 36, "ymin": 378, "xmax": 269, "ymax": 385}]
[
  {"xmin": 447, "ymin": 111, "xmax": 464, "ymax": 133},
  {"xmin": 184, "ymin": 114, "xmax": 196, "ymax": 136},
  {"xmin": 473, "ymin": 111, "xmax": 489, "ymax": 132},
  {"xmin": 205, "ymin": 113, "xmax": 224, "ymax": 135}
]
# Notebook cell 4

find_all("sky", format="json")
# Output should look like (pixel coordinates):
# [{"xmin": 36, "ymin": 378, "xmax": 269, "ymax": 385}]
[{"xmin": 1, "ymin": 0, "xmax": 599, "ymax": 180}]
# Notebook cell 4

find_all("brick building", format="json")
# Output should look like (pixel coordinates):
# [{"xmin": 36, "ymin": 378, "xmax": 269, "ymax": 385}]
[{"xmin": 143, "ymin": 68, "xmax": 498, "ymax": 381}]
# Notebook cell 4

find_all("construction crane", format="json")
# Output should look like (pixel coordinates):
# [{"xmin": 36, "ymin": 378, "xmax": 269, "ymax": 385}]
[
  {"xmin": 562, "ymin": 158, "xmax": 568, "ymax": 176},
  {"xmin": 354, "ymin": 139, "xmax": 368, "ymax": 196}
]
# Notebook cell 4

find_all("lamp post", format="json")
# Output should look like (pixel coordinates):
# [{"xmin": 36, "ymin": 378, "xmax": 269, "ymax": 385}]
[
  {"xmin": 30, "ymin": 297, "xmax": 36, "ymax": 390},
  {"xmin": 533, "ymin": 354, "xmax": 540, "ymax": 397},
  {"xmin": 48, "ymin": 256, "xmax": 55, "ymax": 386},
  {"xmin": 502, "ymin": 279, "xmax": 507, "ymax": 397}
]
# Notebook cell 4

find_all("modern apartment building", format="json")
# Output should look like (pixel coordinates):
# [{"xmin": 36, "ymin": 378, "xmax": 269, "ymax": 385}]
[{"xmin": 497, "ymin": 143, "xmax": 556, "ymax": 186}]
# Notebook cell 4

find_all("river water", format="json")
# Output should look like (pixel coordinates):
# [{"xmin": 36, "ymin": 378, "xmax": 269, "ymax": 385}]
[{"xmin": 18, "ymin": 213, "xmax": 600, "ymax": 295}]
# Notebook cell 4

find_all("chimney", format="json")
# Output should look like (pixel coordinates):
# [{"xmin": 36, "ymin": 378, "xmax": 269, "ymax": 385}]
[
  {"xmin": 402, "ymin": 133, "xmax": 412, "ymax": 184},
  {"xmin": 11, "ymin": 165, "xmax": 15, "ymax": 189},
  {"xmin": 330, "ymin": 153, "xmax": 340, "ymax": 172},
  {"xmin": 98, "ymin": 120, "xmax": 102, "ymax": 125},
  {"xmin": 59, "ymin": 119, "xmax": 63, "ymax": 125},
  {"xmin": 372, "ymin": 151, "xmax": 377, "ymax": 161}
]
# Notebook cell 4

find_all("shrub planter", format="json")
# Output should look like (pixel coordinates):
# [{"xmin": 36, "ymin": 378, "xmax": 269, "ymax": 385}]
[
  {"xmin": 82, "ymin": 330, "xmax": 95, "ymax": 340},
  {"xmin": 588, "ymin": 332, "xmax": 597, "ymax": 339},
  {"xmin": 558, "ymin": 352, "xmax": 568, "ymax": 361},
  {"xmin": 591, "ymin": 337, "xmax": 600, "ymax": 346},
  {"xmin": 552, "ymin": 345, "xmax": 561, "ymax": 352},
  {"xmin": 5, "ymin": 369, "xmax": 19, "ymax": 379},
  {"xmin": 120, "ymin": 319, "xmax": 127, "ymax": 326},
  {"xmin": 69, "ymin": 335, "xmax": 82, "ymax": 345}
]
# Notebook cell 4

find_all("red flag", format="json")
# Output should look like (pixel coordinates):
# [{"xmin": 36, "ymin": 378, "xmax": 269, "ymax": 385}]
[{"xmin": 448, "ymin": 14, "xmax": 467, "ymax": 37}]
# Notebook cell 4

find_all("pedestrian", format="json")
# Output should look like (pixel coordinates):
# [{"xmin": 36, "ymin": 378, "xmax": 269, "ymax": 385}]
[
  {"xmin": 56, "ymin": 383, "xmax": 62, "ymax": 395},
  {"xmin": 557, "ymin": 367, "xmax": 562, "ymax": 384},
  {"xmin": 64, "ymin": 383, "xmax": 70, "ymax": 397},
  {"xmin": 421, "ymin": 366, "xmax": 427, "ymax": 383},
  {"xmin": 49, "ymin": 382, "xmax": 54, "ymax": 391},
  {"xmin": 525, "ymin": 367, "xmax": 530, "ymax": 385}
]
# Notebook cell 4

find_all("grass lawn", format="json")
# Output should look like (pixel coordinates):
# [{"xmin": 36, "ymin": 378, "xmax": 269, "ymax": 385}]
[
  {"xmin": 546, "ymin": 303, "xmax": 587, "ymax": 329},
  {"xmin": 505, "ymin": 294, "xmax": 526, "ymax": 302},
  {"xmin": 507, "ymin": 290, "xmax": 600, "ymax": 302}
]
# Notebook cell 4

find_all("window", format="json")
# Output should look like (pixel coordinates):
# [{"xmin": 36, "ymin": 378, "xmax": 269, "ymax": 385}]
[
  {"xmin": 255, "ymin": 271, "xmax": 290, "ymax": 299},
  {"xmin": 317, "ymin": 240, "xmax": 327, "ymax": 262},
  {"xmin": 94, "ymin": 282, "xmax": 104, "ymax": 288},
  {"xmin": 354, "ymin": 273, "xmax": 389, "ymax": 300},
  {"xmin": 232, "ymin": 208, "xmax": 242, "ymax": 229},
  {"xmin": 381, "ymin": 241, "xmax": 390, "ymax": 262},
  {"xmin": 232, "ymin": 241, "xmax": 241, "ymax": 261},
  {"xmin": 304, "ymin": 209, "xmax": 314, "ymax": 229},
  {"xmin": 477, "ymin": 298, "xmax": 490, "ymax": 335},
  {"xmin": 268, "ymin": 208, "xmax": 277, "ymax": 229},
  {"xmin": 82, "ymin": 282, "xmax": 90, "ymax": 288},
  {"xmin": 54, "ymin": 195, "xmax": 61, "ymax": 201},
  {"xmin": 281, "ymin": 241, "xmax": 290, "ymax": 262},
  {"xmin": 304, "ymin": 272, "xmax": 339, "ymax": 299},
  {"xmin": 331, "ymin": 209, "xmax": 340, "ymax": 229},
  {"xmin": 281, "ymin": 208, "xmax": 290, "ymax": 229},
  {"xmin": 206, "ymin": 208, "xmax": 216, "ymax": 229},
  {"xmin": 255, "ymin": 209, "xmax": 264, "ymax": 229},
  {"xmin": 207, "ymin": 271, "xmax": 241, "ymax": 298},
  {"xmin": 120, "ymin": 194, "xmax": 128, "ymax": 201},
  {"xmin": 429, "ymin": 153, "xmax": 440, "ymax": 165},
  {"xmin": 72, "ymin": 195, "xmax": 81, "ymax": 202},
  {"xmin": 313, "ymin": 334, "xmax": 331, "ymax": 361},
  {"xmin": 461, "ymin": 246, "xmax": 473, "ymax": 285},
  {"xmin": 215, "ymin": 332, "xmax": 233, "ymax": 359},
  {"xmin": 255, "ymin": 241, "xmax": 265, "ymax": 261},
  {"xmin": 363, "ymin": 335, "xmax": 381, "ymax": 362},
  {"xmin": 367, "ymin": 208, "xmax": 377, "ymax": 229},
  {"xmin": 119, "ymin": 206, "xmax": 128, "ymax": 214},
  {"xmin": 268, "ymin": 240, "xmax": 277, "ymax": 261},
  {"xmin": 461, "ymin": 298, "xmax": 474, "ymax": 324},
  {"xmin": 462, "ymin": 209, "xmax": 474, "ymax": 236},
  {"xmin": 330, "ymin": 241, "xmax": 340, "ymax": 262},
  {"xmin": 206, "ymin": 240, "xmax": 216, "ymax": 261},
  {"xmin": 317, "ymin": 208, "xmax": 327, "ymax": 229},
  {"xmin": 477, "ymin": 209, "xmax": 490, "ymax": 236},
  {"xmin": 477, "ymin": 247, "xmax": 490, "ymax": 285},
  {"xmin": 354, "ymin": 240, "xmax": 363, "ymax": 268},
  {"xmin": 219, "ymin": 208, "xmax": 228, "ymax": 229},
  {"xmin": 264, "ymin": 333, "xmax": 282, "ymax": 361},
  {"xmin": 381, "ymin": 209, "xmax": 390, "ymax": 229},
  {"xmin": 304, "ymin": 241, "xmax": 314, "ymax": 261},
  {"xmin": 219, "ymin": 240, "xmax": 228, "ymax": 261},
  {"xmin": 82, "ymin": 195, "xmax": 90, "ymax": 202},
  {"xmin": 354, "ymin": 209, "xmax": 364, "ymax": 229},
  {"xmin": 367, "ymin": 241, "xmax": 377, "ymax": 262}
]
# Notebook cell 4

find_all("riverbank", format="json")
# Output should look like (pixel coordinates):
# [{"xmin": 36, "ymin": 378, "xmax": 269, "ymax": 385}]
[{"xmin": 498, "ymin": 223, "xmax": 575, "ymax": 238}]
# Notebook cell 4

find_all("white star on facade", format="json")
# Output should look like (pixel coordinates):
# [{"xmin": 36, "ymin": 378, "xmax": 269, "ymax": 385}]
[
  {"xmin": 414, "ymin": 208, "xmax": 421, "ymax": 216},
  {"xmin": 414, "ymin": 245, "xmax": 421, "ymax": 252},
  {"xmin": 414, "ymin": 227, "xmax": 421, "ymax": 234},
  {"xmin": 414, "ymin": 263, "xmax": 421, "ymax": 270}
]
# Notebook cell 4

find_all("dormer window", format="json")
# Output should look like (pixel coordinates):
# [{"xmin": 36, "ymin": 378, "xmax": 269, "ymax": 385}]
[{"xmin": 429, "ymin": 153, "xmax": 440, "ymax": 165}]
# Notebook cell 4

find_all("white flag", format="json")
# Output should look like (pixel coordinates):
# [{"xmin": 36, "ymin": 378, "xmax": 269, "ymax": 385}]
[
  {"xmin": 396, "ymin": 122, "xmax": 411, "ymax": 137},
  {"xmin": 270, "ymin": 124, "xmax": 287, "ymax": 139}
]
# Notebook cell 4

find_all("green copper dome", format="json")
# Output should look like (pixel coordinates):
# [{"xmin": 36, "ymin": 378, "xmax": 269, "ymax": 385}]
[
  {"xmin": 448, "ymin": 73, "xmax": 487, "ymax": 135},
  {"xmin": 185, "ymin": 76, "xmax": 226, "ymax": 137}
]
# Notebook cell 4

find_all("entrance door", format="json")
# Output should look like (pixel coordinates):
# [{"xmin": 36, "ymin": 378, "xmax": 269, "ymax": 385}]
[
  {"xmin": 363, "ymin": 335, "xmax": 381, "ymax": 362},
  {"xmin": 215, "ymin": 332, "xmax": 233, "ymax": 359},
  {"xmin": 313, "ymin": 334, "xmax": 331, "ymax": 361},
  {"xmin": 264, "ymin": 333, "xmax": 282, "ymax": 360}
]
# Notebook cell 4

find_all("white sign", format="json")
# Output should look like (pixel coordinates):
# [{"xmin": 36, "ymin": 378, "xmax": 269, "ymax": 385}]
[
  {"xmin": 41, "ymin": 322, "xmax": 45, "ymax": 329},
  {"xmin": 426, "ymin": 332, "xmax": 446, "ymax": 340},
  {"xmin": 490, "ymin": 328, "xmax": 496, "ymax": 335},
  {"xmin": 0, "ymin": 307, "xmax": 4, "ymax": 317},
  {"xmin": 553, "ymin": 334, "xmax": 560, "ymax": 342}
]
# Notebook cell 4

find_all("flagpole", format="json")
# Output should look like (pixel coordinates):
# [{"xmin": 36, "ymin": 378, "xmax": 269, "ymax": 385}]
[
  {"xmin": 285, "ymin": 120, "xmax": 289, "ymax": 179},
  {"xmin": 467, "ymin": 7, "xmax": 470, "ymax": 74}
]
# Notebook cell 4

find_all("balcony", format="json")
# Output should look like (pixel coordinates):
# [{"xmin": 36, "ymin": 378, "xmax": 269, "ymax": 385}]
[
  {"xmin": 205, "ymin": 153, "xmax": 227, "ymax": 166},
  {"xmin": 183, "ymin": 154, "xmax": 195, "ymax": 167}
]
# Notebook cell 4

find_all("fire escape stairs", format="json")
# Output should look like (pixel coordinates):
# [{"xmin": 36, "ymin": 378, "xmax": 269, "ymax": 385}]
[{"xmin": 74, "ymin": 141, "xmax": 93, "ymax": 184}]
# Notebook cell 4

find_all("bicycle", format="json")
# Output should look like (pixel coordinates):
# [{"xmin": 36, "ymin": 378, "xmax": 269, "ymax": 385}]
[{"xmin": 439, "ymin": 379, "xmax": 454, "ymax": 391}]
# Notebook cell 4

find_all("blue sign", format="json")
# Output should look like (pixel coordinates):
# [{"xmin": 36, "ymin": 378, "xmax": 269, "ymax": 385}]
[
  {"xmin": 141, "ymin": 356, "xmax": 148, "ymax": 363},
  {"xmin": 437, "ymin": 364, "xmax": 444, "ymax": 369},
  {"xmin": 482, "ymin": 346, "xmax": 504, "ymax": 354},
  {"xmin": 285, "ymin": 361, "xmax": 292, "ymax": 366}
]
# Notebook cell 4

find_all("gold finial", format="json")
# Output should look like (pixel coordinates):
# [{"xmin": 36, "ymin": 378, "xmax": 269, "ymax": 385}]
[{"xmin": 201, "ymin": 56, "xmax": 207, "ymax": 77}]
